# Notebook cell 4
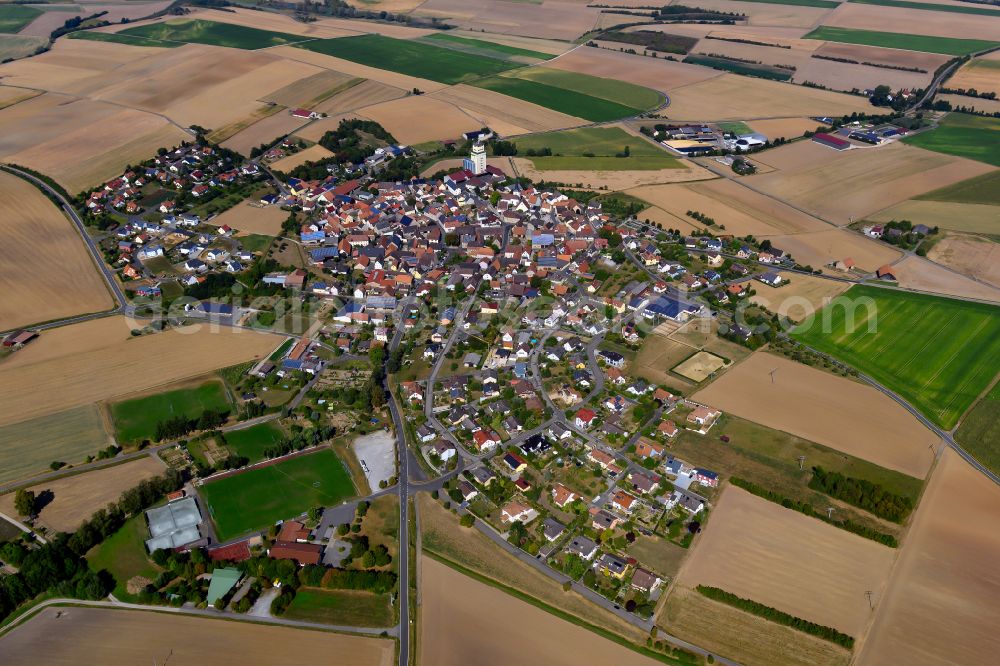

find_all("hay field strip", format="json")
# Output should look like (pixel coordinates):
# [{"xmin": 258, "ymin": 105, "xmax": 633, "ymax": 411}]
[
  {"xmin": 117, "ymin": 18, "xmax": 312, "ymax": 50},
  {"xmin": 804, "ymin": 26, "xmax": 998, "ymax": 55},
  {"xmin": 0, "ymin": 405, "xmax": 111, "ymax": 487},
  {"xmin": 0, "ymin": 5, "xmax": 42, "ymax": 33},
  {"xmin": 69, "ymin": 31, "xmax": 181, "ymax": 49},
  {"xmin": 792, "ymin": 285, "xmax": 1000, "ymax": 429},
  {"xmin": 916, "ymin": 169, "xmax": 1000, "ymax": 206}
]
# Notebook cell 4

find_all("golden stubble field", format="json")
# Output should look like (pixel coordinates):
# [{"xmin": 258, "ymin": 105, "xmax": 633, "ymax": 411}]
[
  {"xmin": 419, "ymin": 556, "xmax": 663, "ymax": 666},
  {"xmin": 0, "ymin": 607, "xmax": 395, "ymax": 666},
  {"xmin": 693, "ymin": 352, "xmax": 937, "ymax": 478},
  {"xmin": 674, "ymin": 485, "xmax": 896, "ymax": 637},
  {"xmin": 747, "ymin": 141, "xmax": 995, "ymax": 226},
  {"xmin": 926, "ymin": 233, "xmax": 1000, "ymax": 289},
  {"xmin": 858, "ymin": 448, "xmax": 1000, "ymax": 664},
  {"xmin": 0, "ymin": 317, "xmax": 278, "ymax": 428},
  {"xmin": 545, "ymin": 46, "xmax": 720, "ymax": 93},
  {"xmin": 948, "ymin": 56, "xmax": 1000, "ymax": 97},
  {"xmin": 268, "ymin": 144, "xmax": 335, "ymax": 172},
  {"xmin": 822, "ymin": 1, "xmax": 1000, "ymax": 40},
  {"xmin": 430, "ymin": 84, "xmax": 585, "ymax": 136},
  {"xmin": 210, "ymin": 202, "xmax": 286, "ymax": 236},
  {"xmin": 358, "ymin": 95, "xmax": 482, "ymax": 144},
  {"xmin": 869, "ymin": 199, "xmax": 1000, "ymax": 234},
  {"xmin": 889, "ymin": 254, "xmax": 1000, "ymax": 303},
  {"xmin": 0, "ymin": 170, "xmax": 113, "ymax": 329},
  {"xmin": 0, "ymin": 456, "xmax": 165, "ymax": 532},
  {"xmin": 414, "ymin": 0, "xmax": 601, "ymax": 41}
]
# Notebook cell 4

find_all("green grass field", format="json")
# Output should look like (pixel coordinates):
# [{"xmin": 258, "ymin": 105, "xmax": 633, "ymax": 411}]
[
  {"xmin": 917, "ymin": 170, "xmax": 1000, "ymax": 205},
  {"xmin": 509, "ymin": 67, "xmax": 664, "ymax": 111},
  {"xmin": 0, "ymin": 405, "xmax": 109, "ymax": 485},
  {"xmin": 848, "ymin": 0, "xmax": 1000, "ymax": 16},
  {"xmin": 513, "ymin": 126, "xmax": 683, "ymax": 170},
  {"xmin": 473, "ymin": 76, "xmax": 643, "ymax": 122},
  {"xmin": 224, "ymin": 422, "xmax": 284, "ymax": 463},
  {"xmin": 200, "ymin": 448, "xmax": 355, "ymax": 540},
  {"xmin": 903, "ymin": 113, "xmax": 1000, "ymax": 167},
  {"xmin": 792, "ymin": 285, "xmax": 1000, "ymax": 429},
  {"xmin": 69, "ymin": 31, "xmax": 180, "ymax": 48},
  {"xmin": 119, "ymin": 19, "xmax": 307, "ymax": 50},
  {"xmin": 718, "ymin": 121, "xmax": 753, "ymax": 135},
  {"xmin": 294, "ymin": 34, "xmax": 518, "ymax": 84},
  {"xmin": 683, "ymin": 55, "xmax": 793, "ymax": 81},
  {"xmin": 283, "ymin": 588, "xmax": 394, "ymax": 627},
  {"xmin": 423, "ymin": 33, "xmax": 553, "ymax": 61},
  {"xmin": 86, "ymin": 514, "xmax": 161, "ymax": 601},
  {"xmin": 804, "ymin": 26, "xmax": 998, "ymax": 55},
  {"xmin": 954, "ymin": 381, "xmax": 1000, "ymax": 476},
  {"xmin": 0, "ymin": 5, "xmax": 41, "ymax": 33},
  {"xmin": 236, "ymin": 233, "xmax": 274, "ymax": 253},
  {"xmin": 111, "ymin": 380, "xmax": 232, "ymax": 444}
]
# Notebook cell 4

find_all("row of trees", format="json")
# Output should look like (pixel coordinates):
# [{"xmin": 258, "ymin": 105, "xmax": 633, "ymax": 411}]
[
  {"xmin": 809, "ymin": 467, "xmax": 913, "ymax": 524},
  {"xmin": 153, "ymin": 409, "xmax": 229, "ymax": 442}
]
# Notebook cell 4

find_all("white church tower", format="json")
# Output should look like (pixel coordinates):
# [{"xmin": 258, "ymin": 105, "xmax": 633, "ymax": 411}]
[{"xmin": 464, "ymin": 141, "xmax": 487, "ymax": 175}]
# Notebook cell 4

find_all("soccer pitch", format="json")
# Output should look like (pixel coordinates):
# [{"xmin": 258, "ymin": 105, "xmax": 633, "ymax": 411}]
[
  {"xmin": 200, "ymin": 448, "xmax": 355, "ymax": 541},
  {"xmin": 792, "ymin": 285, "xmax": 1000, "ymax": 429}
]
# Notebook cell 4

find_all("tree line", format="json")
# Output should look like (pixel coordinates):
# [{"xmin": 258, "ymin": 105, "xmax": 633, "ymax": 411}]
[
  {"xmin": 696, "ymin": 586, "xmax": 854, "ymax": 648},
  {"xmin": 809, "ymin": 467, "xmax": 913, "ymax": 524}
]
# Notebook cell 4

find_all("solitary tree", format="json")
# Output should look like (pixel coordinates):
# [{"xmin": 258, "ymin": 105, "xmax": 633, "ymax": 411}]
[{"xmin": 14, "ymin": 489, "xmax": 36, "ymax": 517}]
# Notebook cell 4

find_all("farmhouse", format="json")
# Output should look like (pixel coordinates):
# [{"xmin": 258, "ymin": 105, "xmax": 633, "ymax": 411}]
[{"xmin": 268, "ymin": 541, "xmax": 323, "ymax": 565}]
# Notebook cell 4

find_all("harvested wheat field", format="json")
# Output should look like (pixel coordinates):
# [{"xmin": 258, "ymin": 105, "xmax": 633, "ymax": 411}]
[
  {"xmin": 259, "ymin": 70, "xmax": 360, "ymax": 108},
  {"xmin": 512, "ymin": 157, "xmax": 713, "ymax": 190},
  {"xmin": 662, "ymin": 73, "xmax": 870, "ymax": 121},
  {"xmin": 0, "ymin": 94, "xmax": 188, "ymax": 193},
  {"xmin": 948, "ymin": 57, "xmax": 1000, "ymax": 97},
  {"xmin": 0, "ymin": 405, "xmax": 112, "ymax": 487},
  {"xmin": 869, "ymin": 199, "xmax": 1000, "ymax": 234},
  {"xmin": 430, "ymin": 84, "xmax": 585, "ymax": 135},
  {"xmin": 858, "ymin": 448, "xmax": 1000, "ymax": 665},
  {"xmin": 660, "ymin": 585, "xmax": 850, "ymax": 666},
  {"xmin": 750, "ymin": 273, "xmax": 849, "ymax": 321},
  {"xmin": 926, "ymin": 233, "xmax": 1000, "ymax": 289},
  {"xmin": 0, "ymin": 456, "xmax": 164, "ymax": 532},
  {"xmin": 0, "ymin": 317, "xmax": 277, "ymax": 428},
  {"xmin": 749, "ymin": 117, "xmax": 826, "ymax": 140},
  {"xmin": 793, "ymin": 55, "xmax": 933, "ymax": 92},
  {"xmin": 414, "ymin": 0, "xmax": 601, "ymax": 41},
  {"xmin": 420, "ymin": 556, "xmax": 662, "ymax": 666},
  {"xmin": 937, "ymin": 93, "xmax": 1000, "ymax": 115},
  {"xmin": 823, "ymin": 2, "xmax": 1000, "ymax": 41},
  {"xmin": 694, "ymin": 352, "xmax": 936, "ymax": 477},
  {"xmin": 640, "ymin": 205, "xmax": 708, "ymax": 234},
  {"xmin": 0, "ymin": 170, "xmax": 112, "ymax": 329},
  {"xmin": 0, "ymin": 34, "xmax": 47, "ymax": 62},
  {"xmin": 358, "ymin": 95, "xmax": 481, "ymax": 144},
  {"xmin": 676, "ymin": 485, "xmax": 896, "ymax": 637},
  {"xmin": 627, "ymin": 178, "xmax": 826, "ymax": 237},
  {"xmin": 268, "ymin": 144, "xmax": 335, "ymax": 172},
  {"xmin": 269, "ymin": 45, "xmax": 448, "ymax": 93},
  {"xmin": 0, "ymin": 86, "xmax": 40, "ymax": 111},
  {"xmin": 210, "ymin": 202, "xmax": 287, "ymax": 236},
  {"xmin": 221, "ymin": 112, "xmax": 311, "ymax": 156},
  {"xmin": 0, "ymin": 607, "xmax": 394, "ymax": 666},
  {"xmin": 889, "ymin": 254, "xmax": 1000, "ymax": 303},
  {"xmin": 760, "ymin": 228, "xmax": 902, "ymax": 272},
  {"xmin": 545, "ymin": 46, "xmax": 720, "ymax": 93},
  {"xmin": 812, "ymin": 42, "xmax": 950, "ymax": 74},
  {"xmin": 312, "ymin": 79, "xmax": 404, "ymax": 117},
  {"xmin": 747, "ymin": 141, "xmax": 995, "ymax": 226}
]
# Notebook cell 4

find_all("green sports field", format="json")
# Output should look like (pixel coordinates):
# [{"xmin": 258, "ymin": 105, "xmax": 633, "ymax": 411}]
[
  {"xmin": 848, "ymin": 0, "xmax": 1000, "ymax": 16},
  {"xmin": 422, "ymin": 33, "xmax": 553, "ymax": 61},
  {"xmin": 295, "ymin": 34, "xmax": 518, "ymax": 84},
  {"xmin": 903, "ymin": 113, "xmax": 1000, "ymax": 167},
  {"xmin": 513, "ymin": 126, "xmax": 683, "ymax": 170},
  {"xmin": 792, "ymin": 285, "xmax": 1000, "ymax": 429},
  {"xmin": 69, "ymin": 31, "xmax": 181, "ymax": 48},
  {"xmin": 119, "ymin": 19, "xmax": 307, "ymax": 50},
  {"xmin": 200, "ymin": 448, "xmax": 355, "ymax": 540},
  {"xmin": 804, "ymin": 26, "xmax": 998, "ymax": 55},
  {"xmin": 0, "ymin": 5, "xmax": 41, "ymax": 33},
  {"xmin": 111, "ymin": 380, "xmax": 232, "ymax": 444},
  {"xmin": 224, "ymin": 421, "xmax": 285, "ymax": 463}
]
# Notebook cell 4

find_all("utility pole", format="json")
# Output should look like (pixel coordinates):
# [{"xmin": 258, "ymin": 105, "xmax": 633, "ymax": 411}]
[
  {"xmin": 797, "ymin": 455, "xmax": 806, "ymax": 471},
  {"xmin": 826, "ymin": 507, "xmax": 835, "ymax": 519},
  {"xmin": 769, "ymin": 368, "xmax": 778, "ymax": 384},
  {"xmin": 865, "ymin": 590, "xmax": 874, "ymax": 610}
]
